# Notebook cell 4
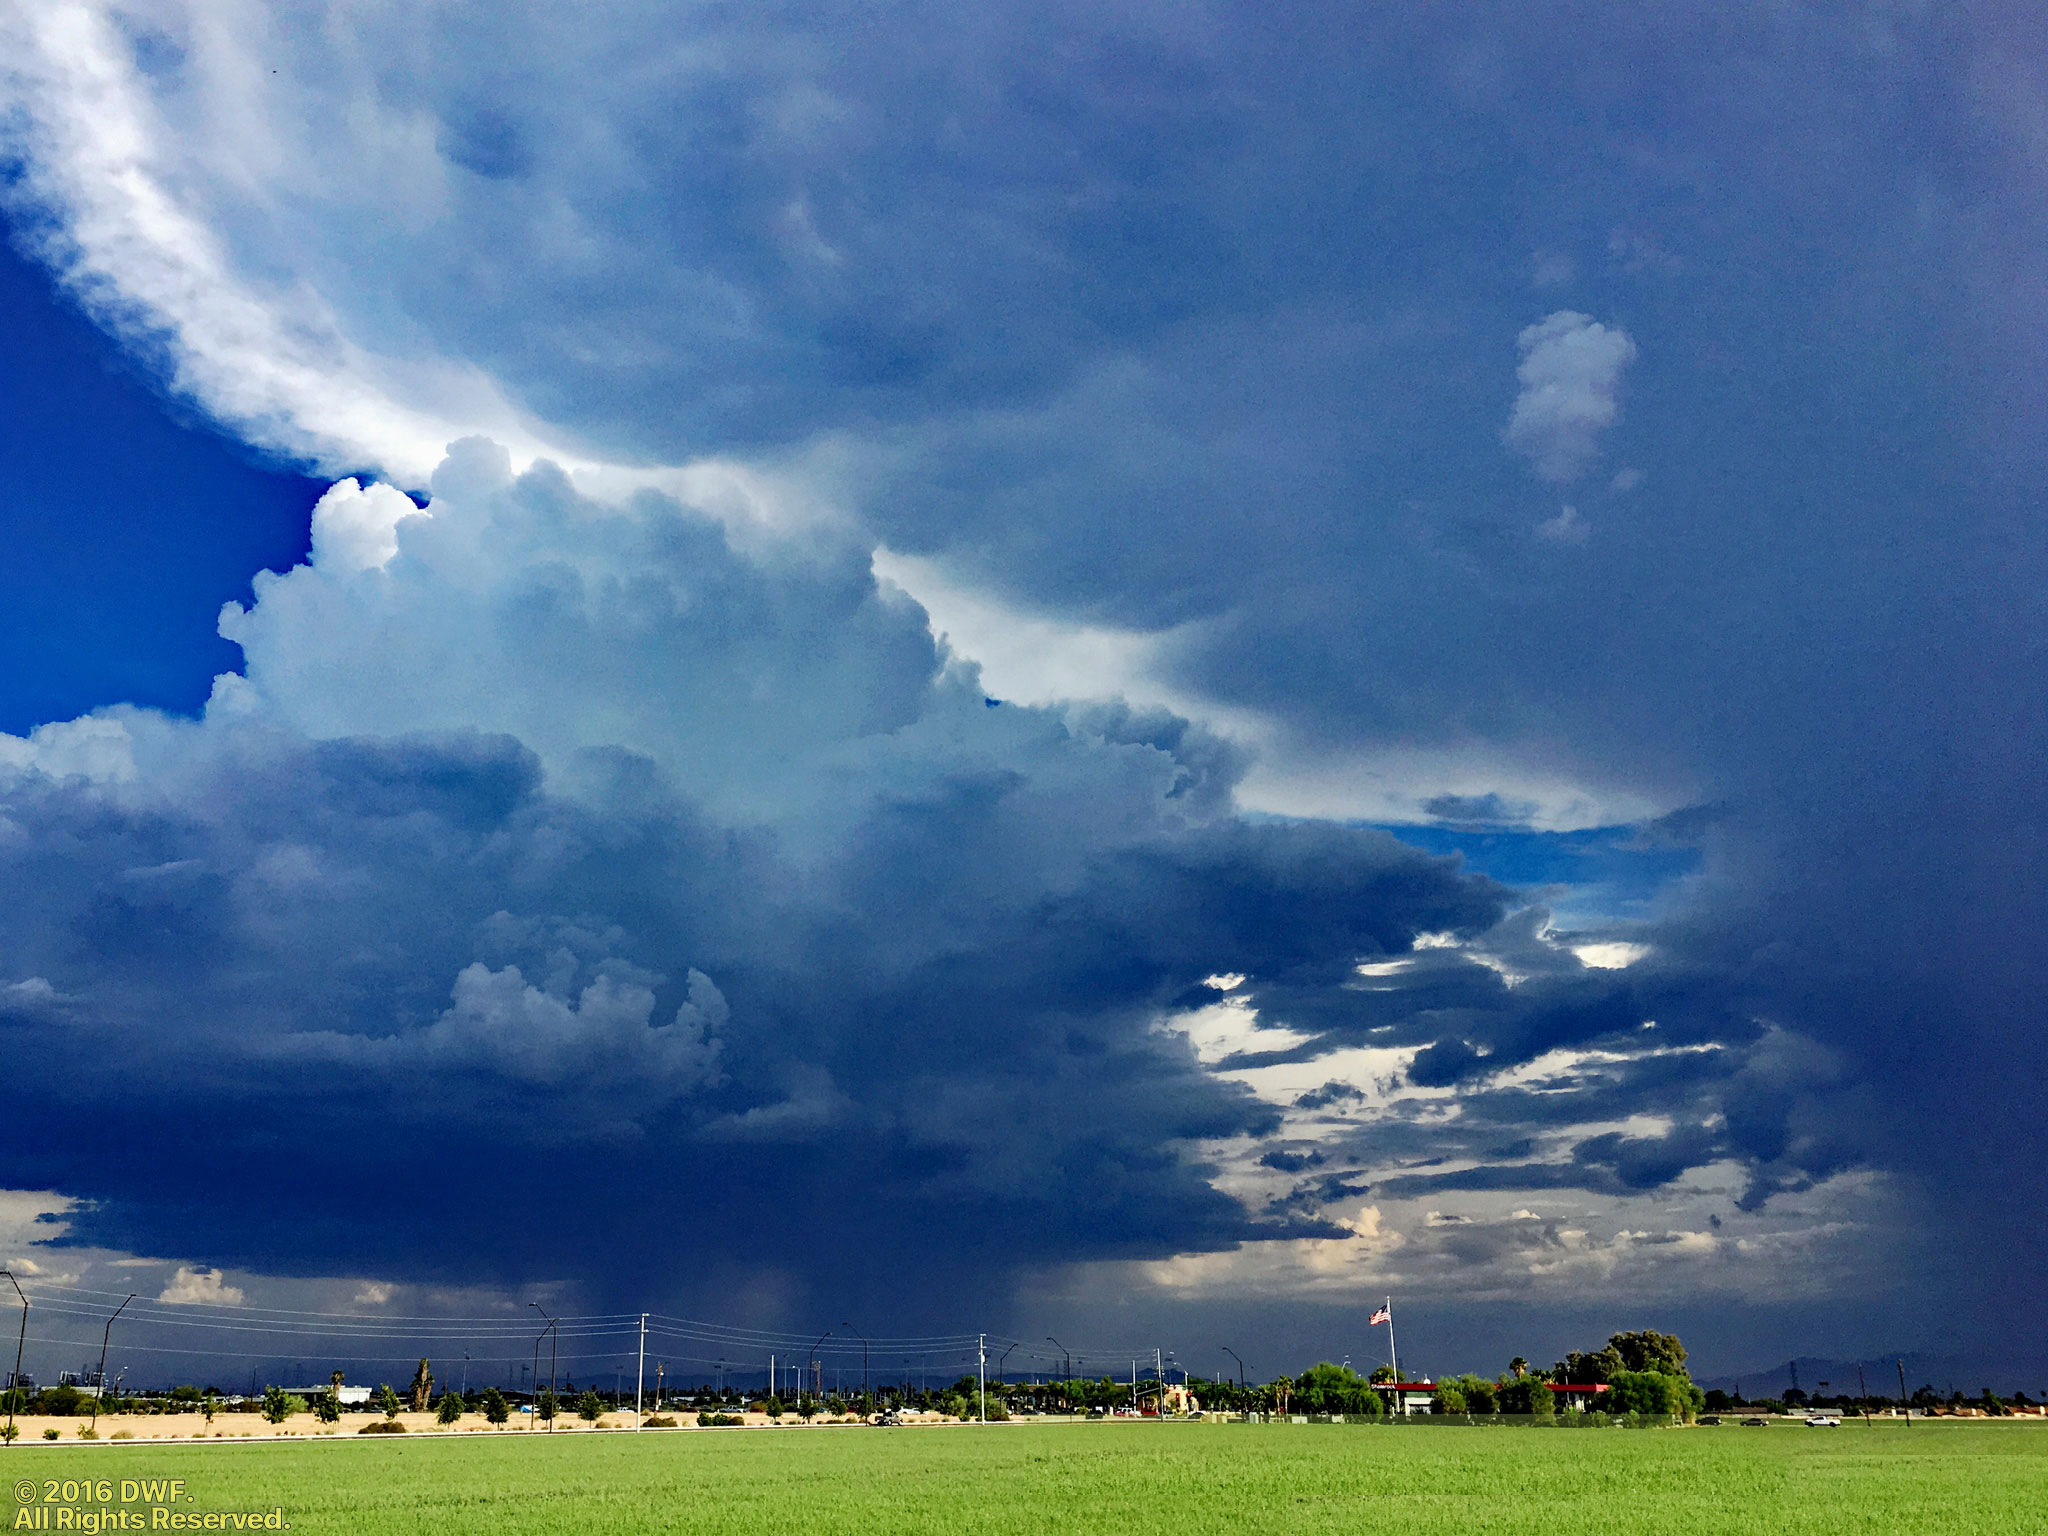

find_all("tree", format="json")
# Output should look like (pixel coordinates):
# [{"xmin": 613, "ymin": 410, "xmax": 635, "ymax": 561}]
[
  {"xmin": 376, "ymin": 1384, "xmax": 402, "ymax": 1421},
  {"xmin": 1495, "ymin": 1375, "xmax": 1553, "ymax": 1417},
  {"xmin": 201, "ymin": 1394, "xmax": 218, "ymax": 1425},
  {"xmin": 576, "ymin": 1390, "xmax": 603, "ymax": 1423},
  {"xmin": 1434, "ymin": 1374, "xmax": 1497, "ymax": 1415},
  {"xmin": 315, "ymin": 1388, "xmax": 341, "ymax": 1424},
  {"xmin": 764, "ymin": 1394, "xmax": 784, "ymax": 1421},
  {"xmin": 1607, "ymin": 1331, "xmax": 1689, "ymax": 1377},
  {"xmin": 537, "ymin": 1389, "xmax": 558, "ymax": 1425},
  {"xmin": 797, "ymin": 1395, "xmax": 818, "ymax": 1422},
  {"xmin": 1508, "ymin": 1358, "xmax": 1528, "ymax": 1379},
  {"xmin": 1607, "ymin": 1369, "xmax": 1701, "ymax": 1418},
  {"xmin": 437, "ymin": 1391, "xmax": 466, "ymax": 1425},
  {"xmin": 408, "ymin": 1359, "xmax": 435, "ymax": 1415},
  {"xmin": 482, "ymin": 1388, "xmax": 510, "ymax": 1426},
  {"xmin": 1292, "ymin": 1362, "xmax": 1382, "ymax": 1416},
  {"xmin": 260, "ymin": 1387, "xmax": 307, "ymax": 1425},
  {"xmin": 1552, "ymin": 1347, "xmax": 1623, "ymax": 1386}
]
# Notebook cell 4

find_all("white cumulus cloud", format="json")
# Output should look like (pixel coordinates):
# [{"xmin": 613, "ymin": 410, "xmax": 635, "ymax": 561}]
[
  {"xmin": 158, "ymin": 1265, "xmax": 244, "ymax": 1306},
  {"xmin": 1504, "ymin": 311, "xmax": 1638, "ymax": 483}
]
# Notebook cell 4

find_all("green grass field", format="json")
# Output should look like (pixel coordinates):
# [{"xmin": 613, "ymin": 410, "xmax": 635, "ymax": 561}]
[{"xmin": 12, "ymin": 1421, "xmax": 2046, "ymax": 1535}]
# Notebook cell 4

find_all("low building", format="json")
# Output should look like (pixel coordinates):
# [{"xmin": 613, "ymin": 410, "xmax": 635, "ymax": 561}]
[
  {"xmin": 1382, "ymin": 1381, "xmax": 1437, "ymax": 1415},
  {"xmin": 1546, "ymin": 1384, "xmax": 1613, "ymax": 1412},
  {"xmin": 283, "ymin": 1385, "xmax": 372, "ymax": 1406}
]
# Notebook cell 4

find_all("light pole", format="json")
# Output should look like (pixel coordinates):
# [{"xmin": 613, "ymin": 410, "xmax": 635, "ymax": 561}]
[
  {"xmin": 1, "ymin": 1272, "xmax": 26, "ymax": 1446},
  {"xmin": 997, "ymin": 1342, "xmax": 1018, "ymax": 1386},
  {"xmin": 1221, "ymin": 1345, "xmax": 1246, "ymax": 1405},
  {"xmin": 842, "ymin": 1324, "xmax": 870, "ymax": 1411},
  {"xmin": 1047, "ymin": 1336, "xmax": 1070, "ymax": 1381},
  {"xmin": 529, "ymin": 1303, "xmax": 558, "ymax": 1432},
  {"xmin": 90, "ymin": 1295, "xmax": 135, "ymax": 1430}
]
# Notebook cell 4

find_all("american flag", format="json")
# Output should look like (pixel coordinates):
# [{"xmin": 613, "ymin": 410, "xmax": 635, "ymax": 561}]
[{"xmin": 1369, "ymin": 1303, "xmax": 1391, "ymax": 1326}]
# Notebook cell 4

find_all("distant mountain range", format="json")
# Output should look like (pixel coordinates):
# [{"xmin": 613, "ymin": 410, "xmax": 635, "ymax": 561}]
[{"xmin": 1696, "ymin": 1352, "xmax": 2048, "ymax": 1400}]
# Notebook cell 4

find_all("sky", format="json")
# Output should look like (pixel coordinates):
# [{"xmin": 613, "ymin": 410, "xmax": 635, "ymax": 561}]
[{"xmin": 1, "ymin": 0, "xmax": 2044, "ymax": 1392}]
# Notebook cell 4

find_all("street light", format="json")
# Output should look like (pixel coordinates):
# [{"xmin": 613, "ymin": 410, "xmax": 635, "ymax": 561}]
[
  {"xmin": 1, "ymin": 1272, "xmax": 26, "ymax": 1447},
  {"xmin": 90, "ymin": 1295, "xmax": 135, "ymax": 1430},
  {"xmin": 529, "ymin": 1303, "xmax": 558, "ymax": 1432},
  {"xmin": 1221, "ymin": 1346, "xmax": 1246, "ymax": 1394},
  {"xmin": 997, "ymin": 1341, "xmax": 1018, "ymax": 1386},
  {"xmin": 841, "ymin": 1324, "xmax": 870, "ymax": 1409},
  {"xmin": 1047, "ymin": 1336, "xmax": 1070, "ymax": 1380}
]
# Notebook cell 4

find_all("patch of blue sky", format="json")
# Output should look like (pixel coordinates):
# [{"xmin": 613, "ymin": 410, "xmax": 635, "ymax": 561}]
[
  {"xmin": 1371, "ymin": 821, "xmax": 1698, "ymax": 930},
  {"xmin": 0, "ymin": 230, "xmax": 327, "ymax": 735}
]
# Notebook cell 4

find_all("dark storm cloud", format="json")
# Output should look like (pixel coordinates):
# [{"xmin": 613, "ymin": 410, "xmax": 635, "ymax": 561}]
[
  {"xmin": 0, "ymin": 0, "xmax": 2041, "ymax": 1345},
  {"xmin": 0, "ymin": 457, "xmax": 1498, "ymax": 1316}
]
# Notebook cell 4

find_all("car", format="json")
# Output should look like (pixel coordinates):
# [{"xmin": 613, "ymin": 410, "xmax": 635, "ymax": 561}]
[
  {"xmin": 1804, "ymin": 1415, "xmax": 1841, "ymax": 1427},
  {"xmin": 1697, "ymin": 1416, "xmax": 1722, "ymax": 1425},
  {"xmin": 1742, "ymin": 1417, "xmax": 1770, "ymax": 1427}
]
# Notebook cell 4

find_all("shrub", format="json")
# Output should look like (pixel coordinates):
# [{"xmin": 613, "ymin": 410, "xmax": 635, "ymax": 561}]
[
  {"xmin": 44, "ymin": 1428, "xmax": 60, "ymax": 1440},
  {"xmin": 0, "ymin": 1426, "xmax": 15, "ymax": 1444},
  {"xmin": 696, "ymin": 1411, "xmax": 743, "ymax": 1427},
  {"xmin": 358, "ymin": 1421, "xmax": 406, "ymax": 1434},
  {"xmin": 78, "ymin": 1426, "xmax": 99, "ymax": 1440},
  {"xmin": 111, "ymin": 1430, "xmax": 133, "ymax": 1440},
  {"xmin": 36, "ymin": 1385, "xmax": 86, "ymax": 1417},
  {"xmin": 644, "ymin": 1415, "xmax": 678, "ymax": 1428}
]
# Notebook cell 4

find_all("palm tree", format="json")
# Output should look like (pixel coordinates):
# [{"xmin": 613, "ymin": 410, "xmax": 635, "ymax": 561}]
[{"xmin": 1510, "ymin": 1358, "xmax": 1529, "ymax": 1379}]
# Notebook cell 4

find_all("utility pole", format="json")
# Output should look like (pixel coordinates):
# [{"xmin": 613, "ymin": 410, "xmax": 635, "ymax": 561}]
[
  {"xmin": 90, "ymin": 1295, "xmax": 135, "ymax": 1430},
  {"xmin": 842, "ymin": 1324, "xmax": 870, "ymax": 1412},
  {"xmin": 1898, "ymin": 1359, "xmax": 1912, "ymax": 1425},
  {"xmin": 978, "ymin": 1334, "xmax": 987, "ymax": 1423},
  {"xmin": 808, "ymin": 1332, "xmax": 829, "ymax": 1406},
  {"xmin": 2, "ymin": 1272, "xmax": 27, "ymax": 1447},
  {"xmin": 769, "ymin": 1354, "xmax": 775, "ymax": 1401},
  {"xmin": 1858, "ymin": 1366, "xmax": 1871, "ymax": 1427},
  {"xmin": 655, "ymin": 1362, "xmax": 664, "ymax": 1411},
  {"xmin": 635, "ymin": 1314, "xmax": 647, "ymax": 1430},
  {"xmin": 529, "ymin": 1303, "xmax": 558, "ymax": 1432}
]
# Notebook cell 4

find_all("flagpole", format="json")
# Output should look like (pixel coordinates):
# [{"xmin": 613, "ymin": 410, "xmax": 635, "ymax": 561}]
[{"xmin": 1384, "ymin": 1298, "xmax": 1399, "ymax": 1393}]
